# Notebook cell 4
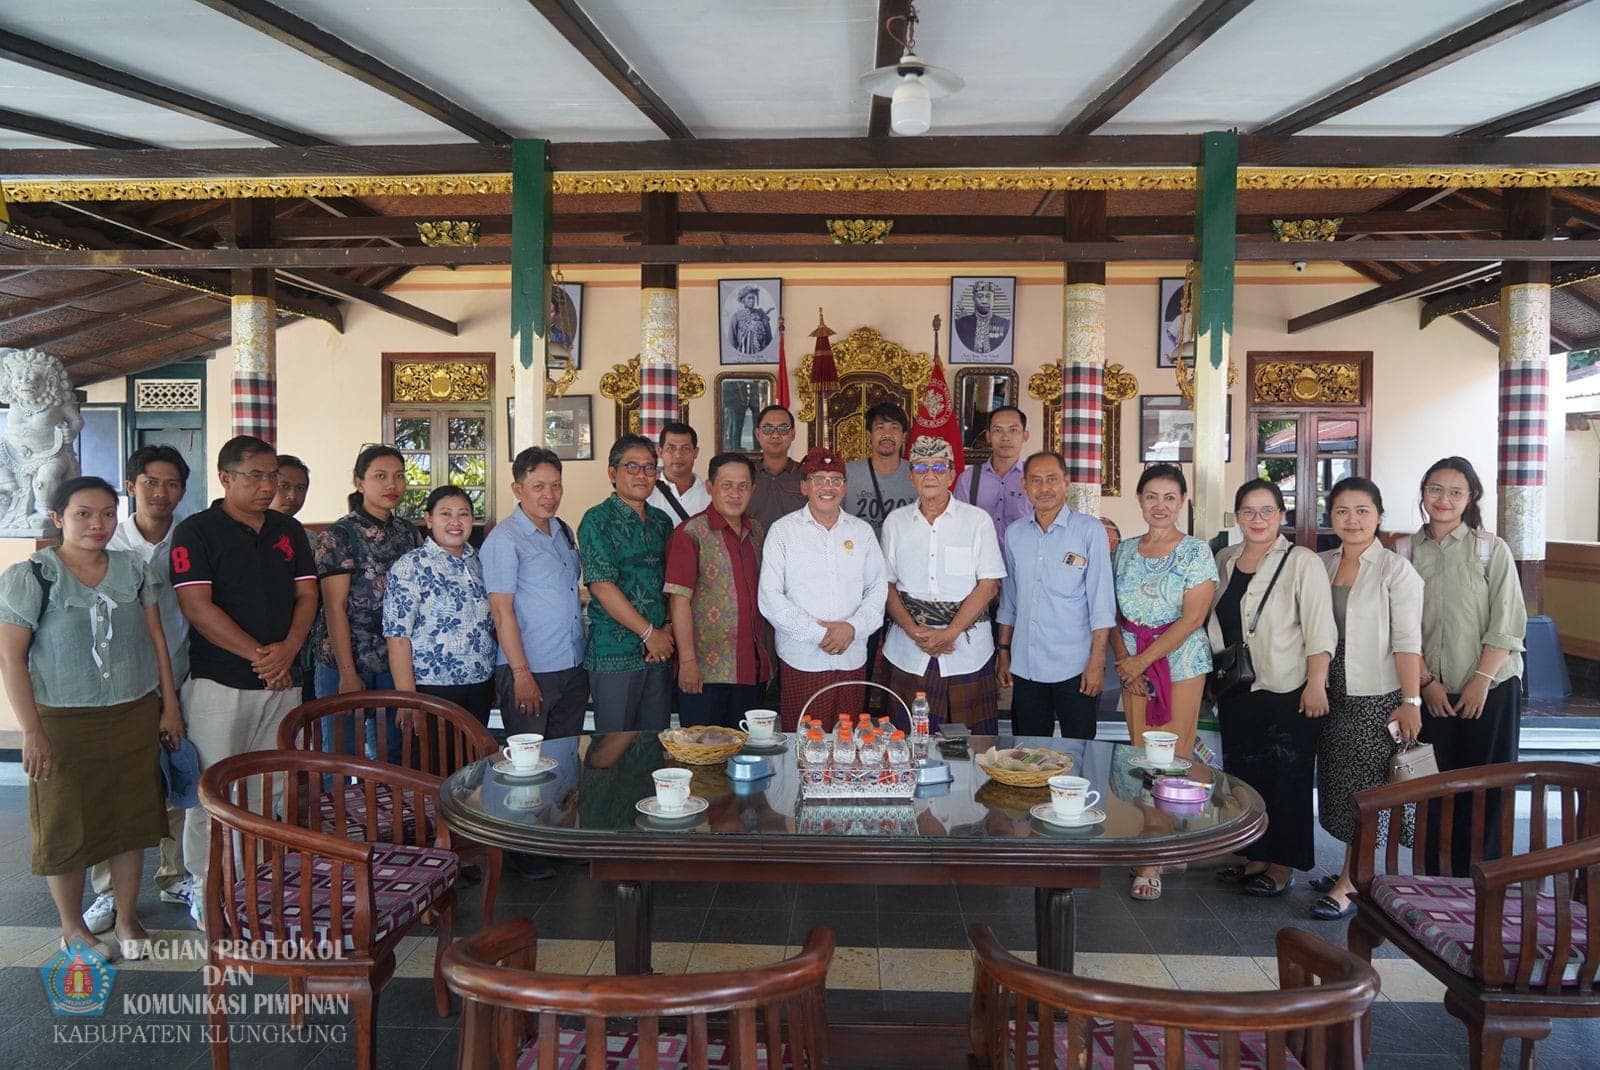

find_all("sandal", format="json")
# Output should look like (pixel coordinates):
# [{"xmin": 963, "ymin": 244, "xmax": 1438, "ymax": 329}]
[
  {"xmin": 1243, "ymin": 872, "xmax": 1295, "ymax": 898},
  {"xmin": 1215, "ymin": 863, "xmax": 1268, "ymax": 884},
  {"xmin": 1309, "ymin": 894, "xmax": 1355, "ymax": 921},
  {"xmin": 1309, "ymin": 873, "xmax": 1338, "ymax": 894},
  {"xmin": 1130, "ymin": 874, "xmax": 1163, "ymax": 901}
]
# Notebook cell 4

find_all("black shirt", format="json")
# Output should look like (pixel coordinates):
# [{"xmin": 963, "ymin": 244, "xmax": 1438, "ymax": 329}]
[
  {"xmin": 1216, "ymin": 565, "xmax": 1253, "ymax": 649},
  {"xmin": 171, "ymin": 500, "xmax": 316, "ymax": 690}
]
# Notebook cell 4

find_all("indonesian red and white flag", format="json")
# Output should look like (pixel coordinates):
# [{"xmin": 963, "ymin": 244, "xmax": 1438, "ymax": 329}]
[{"xmin": 910, "ymin": 353, "xmax": 965, "ymax": 475}]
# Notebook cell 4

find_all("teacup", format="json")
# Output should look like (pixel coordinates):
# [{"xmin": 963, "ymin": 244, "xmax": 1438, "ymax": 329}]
[
  {"xmin": 652, "ymin": 768, "xmax": 693, "ymax": 812},
  {"xmin": 739, "ymin": 709, "xmax": 779, "ymax": 741},
  {"xmin": 504, "ymin": 785, "xmax": 543, "ymax": 811},
  {"xmin": 502, "ymin": 733, "xmax": 544, "ymax": 771},
  {"xmin": 1142, "ymin": 731, "xmax": 1179, "ymax": 768},
  {"xmin": 1047, "ymin": 774, "xmax": 1100, "ymax": 818}
]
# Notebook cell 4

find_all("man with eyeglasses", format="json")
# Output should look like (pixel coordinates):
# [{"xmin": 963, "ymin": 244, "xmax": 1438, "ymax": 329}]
[
  {"xmin": 170, "ymin": 435, "xmax": 318, "ymax": 929},
  {"xmin": 880, "ymin": 436, "xmax": 1006, "ymax": 732},
  {"xmin": 646, "ymin": 420, "xmax": 711, "ymax": 527},
  {"xmin": 758, "ymin": 447, "xmax": 886, "ymax": 731},
  {"xmin": 578, "ymin": 434, "xmax": 676, "ymax": 731},
  {"xmin": 747, "ymin": 404, "xmax": 806, "ymax": 533}
]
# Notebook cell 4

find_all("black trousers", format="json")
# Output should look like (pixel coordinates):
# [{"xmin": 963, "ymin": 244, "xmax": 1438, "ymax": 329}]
[
  {"xmin": 1219, "ymin": 684, "xmax": 1321, "ymax": 871},
  {"xmin": 495, "ymin": 664, "xmax": 590, "ymax": 739},
  {"xmin": 1419, "ymin": 677, "xmax": 1522, "ymax": 876},
  {"xmin": 417, "ymin": 679, "xmax": 495, "ymax": 729},
  {"xmin": 1010, "ymin": 675, "xmax": 1098, "ymax": 740}
]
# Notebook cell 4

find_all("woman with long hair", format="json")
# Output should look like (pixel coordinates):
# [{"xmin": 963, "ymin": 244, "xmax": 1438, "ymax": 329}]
[{"xmin": 1111, "ymin": 463, "xmax": 1218, "ymax": 901}]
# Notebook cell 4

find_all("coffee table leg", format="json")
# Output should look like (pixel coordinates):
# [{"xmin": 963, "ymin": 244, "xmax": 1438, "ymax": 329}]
[
  {"xmin": 1034, "ymin": 888, "xmax": 1076, "ymax": 974},
  {"xmin": 614, "ymin": 880, "xmax": 655, "ymax": 975}
]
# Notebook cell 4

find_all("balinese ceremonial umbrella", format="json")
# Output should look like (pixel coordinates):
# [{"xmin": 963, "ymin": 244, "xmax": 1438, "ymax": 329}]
[{"xmin": 809, "ymin": 309, "xmax": 839, "ymax": 447}]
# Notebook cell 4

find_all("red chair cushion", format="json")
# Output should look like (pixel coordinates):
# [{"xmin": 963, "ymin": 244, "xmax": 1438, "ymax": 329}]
[
  {"xmin": 1011, "ymin": 1020, "xmax": 1303, "ymax": 1070},
  {"xmin": 517, "ymin": 1027, "xmax": 786, "ymax": 1069},
  {"xmin": 1371, "ymin": 873, "xmax": 1590, "ymax": 986},
  {"xmin": 318, "ymin": 784, "xmax": 435, "ymax": 842},
  {"xmin": 229, "ymin": 843, "xmax": 457, "ymax": 949}
]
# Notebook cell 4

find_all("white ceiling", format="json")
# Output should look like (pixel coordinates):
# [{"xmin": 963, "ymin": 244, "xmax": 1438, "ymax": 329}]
[{"xmin": 0, "ymin": 0, "xmax": 1593, "ymax": 150}]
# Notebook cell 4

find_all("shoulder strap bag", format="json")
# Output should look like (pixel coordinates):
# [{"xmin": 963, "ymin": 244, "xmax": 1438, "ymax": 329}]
[
  {"xmin": 1208, "ymin": 548, "xmax": 1292, "ymax": 703},
  {"xmin": 654, "ymin": 479, "xmax": 692, "ymax": 523},
  {"xmin": 966, "ymin": 461, "xmax": 983, "ymax": 504}
]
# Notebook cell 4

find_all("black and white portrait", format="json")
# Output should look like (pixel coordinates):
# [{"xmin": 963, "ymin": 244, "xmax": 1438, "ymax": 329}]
[
  {"xmin": 549, "ymin": 282, "xmax": 582, "ymax": 369},
  {"xmin": 950, "ymin": 276, "xmax": 1015, "ymax": 364},
  {"xmin": 718, "ymin": 278, "xmax": 781, "ymax": 365},
  {"xmin": 1158, "ymin": 277, "xmax": 1185, "ymax": 368}
]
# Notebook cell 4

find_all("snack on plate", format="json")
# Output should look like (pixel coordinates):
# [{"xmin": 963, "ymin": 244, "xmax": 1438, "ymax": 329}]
[{"xmin": 975, "ymin": 745, "xmax": 1075, "ymax": 787}]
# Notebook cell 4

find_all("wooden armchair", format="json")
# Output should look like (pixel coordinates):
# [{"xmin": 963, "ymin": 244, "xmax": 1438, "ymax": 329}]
[
  {"xmin": 278, "ymin": 690, "xmax": 503, "ymax": 918},
  {"xmin": 969, "ymin": 924, "xmax": 1377, "ymax": 1069},
  {"xmin": 441, "ymin": 916, "xmax": 835, "ymax": 1069},
  {"xmin": 1347, "ymin": 761, "xmax": 1600, "ymax": 1067},
  {"xmin": 199, "ymin": 750, "xmax": 459, "ymax": 1070}
]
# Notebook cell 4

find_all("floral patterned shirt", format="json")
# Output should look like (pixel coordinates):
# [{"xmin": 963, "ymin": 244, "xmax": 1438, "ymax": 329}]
[
  {"xmin": 313, "ymin": 507, "xmax": 422, "ymax": 673},
  {"xmin": 578, "ymin": 494, "xmax": 673, "ymax": 674},
  {"xmin": 382, "ymin": 540, "xmax": 495, "ymax": 686},
  {"xmin": 1113, "ymin": 534, "xmax": 1219, "ymax": 682}
]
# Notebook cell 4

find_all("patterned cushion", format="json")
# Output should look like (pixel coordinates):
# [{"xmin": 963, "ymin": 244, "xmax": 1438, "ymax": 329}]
[
  {"xmin": 317, "ymin": 784, "xmax": 435, "ymax": 842},
  {"xmin": 229, "ymin": 843, "xmax": 457, "ymax": 949},
  {"xmin": 517, "ymin": 1027, "xmax": 786, "ymax": 1069},
  {"xmin": 1371, "ymin": 873, "xmax": 1590, "ymax": 986},
  {"xmin": 1011, "ymin": 1019, "xmax": 1303, "ymax": 1070}
]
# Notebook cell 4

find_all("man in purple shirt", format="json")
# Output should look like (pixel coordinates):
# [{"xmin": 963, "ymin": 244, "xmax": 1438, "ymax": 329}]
[{"xmin": 953, "ymin": 405, "xmax": 1031, "ymax": 555}]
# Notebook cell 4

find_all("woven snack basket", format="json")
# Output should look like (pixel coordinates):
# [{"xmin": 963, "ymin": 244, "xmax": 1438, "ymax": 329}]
[
  {"xmin": 659, "ymin": 727, "xmax": 748, "ymax": 766},
  {"xmin": 975, "ymin": 746, "xmax": 1075, "ymax": 788}
]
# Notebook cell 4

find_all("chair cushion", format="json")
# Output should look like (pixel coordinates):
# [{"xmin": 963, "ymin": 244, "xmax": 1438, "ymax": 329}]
[
  {"xmin": 318, "ymin": 784, "xmax": 435, "ymax": 842},
  {"xmin": 518, "ymin": 1027, "xmax": 786, "ymax": 1069},
  {"xmin": 229, "ymin": 843, "xmax": 457, "ymax": 950},
  {"xmin": 1011, "ymin": 1019, "xmax": 1303, "ymax": 1069},
  {"xmin": 1371, "ymin": 873, "xmax": 1590, "ymax": 986}
]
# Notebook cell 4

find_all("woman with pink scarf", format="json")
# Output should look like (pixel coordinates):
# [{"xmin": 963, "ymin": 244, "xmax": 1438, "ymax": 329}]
[{"xmin": 1110, "ymin": 464, "xmax": 1218, "ymax": 901}]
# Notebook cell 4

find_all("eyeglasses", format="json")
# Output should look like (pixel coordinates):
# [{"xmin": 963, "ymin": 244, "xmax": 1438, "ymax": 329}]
[
  {"xmin": 617, "ymin": 462, "xmax": 661, "ymax": 476},
  {"xmin": 1236, "ymin": 506, "xmax": 1279, "ymax": 521},
  {"xmin": 1424, "ymin": 483, "xmax": 1469, "ymax": 501},
  {"xmin": 807, "ymin": 475, "xmax": 845, "ymax": 488},
  {"xmin": 227, "ymin": 467, "xmax": 279, "ymax": 484},
  {"xmin": 911, "ymin": 463, "xmax": 951, "ymax": 475},
  {"xmin": 758, "ymin": 423, "xmax": 793, "ymax": 435}
]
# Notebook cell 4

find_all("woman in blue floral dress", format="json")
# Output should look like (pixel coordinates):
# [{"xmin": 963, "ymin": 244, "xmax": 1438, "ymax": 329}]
[
  {"xmin": 1111, "ymin": 464, "xmax": 1219, "ymax": 901},
  {"xmin": 383, "ymin": 486, "xmax": 497, "ymax": 727}
]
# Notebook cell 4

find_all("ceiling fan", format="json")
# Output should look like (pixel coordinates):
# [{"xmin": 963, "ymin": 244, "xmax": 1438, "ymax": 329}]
[{"xmin": 857, "ymin": 2, "xmax": 964, "ymax": 136}]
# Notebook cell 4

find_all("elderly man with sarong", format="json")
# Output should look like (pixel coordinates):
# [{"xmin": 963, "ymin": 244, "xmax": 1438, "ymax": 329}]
[
  {"xmin": 879, "ymin": 436, "xmax": 1006, "ymax": 732},
  {"xmin": 757, "ymin": 447, "xmax": 886, "ymax": 731}
]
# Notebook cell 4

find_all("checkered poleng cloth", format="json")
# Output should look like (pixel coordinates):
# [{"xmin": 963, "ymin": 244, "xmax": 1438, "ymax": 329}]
[
  {"xmin": 231, "ymin": 371, "xmax": 276, "ymax": 441},
  {"xmin": 638, "ymin": 361, "xmax": 679, "ymax": 441},
  {"xmin": 1497, "ymin": 362, "xmax": 1547, "ymax": 487},
  {"xmin": 1060, "ymin": 361, "xmax": 1104, "ymax": 483}
]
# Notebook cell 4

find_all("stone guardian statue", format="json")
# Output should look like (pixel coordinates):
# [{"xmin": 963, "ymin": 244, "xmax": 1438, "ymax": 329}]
[{"xmin": 0, "ymin": 348, "xmax": 82, "ymax": 535}]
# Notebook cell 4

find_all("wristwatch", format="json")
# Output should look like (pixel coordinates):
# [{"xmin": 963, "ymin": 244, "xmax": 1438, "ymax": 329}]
[{"xmin": 1401, "ymin": 696, "xmax": 1422, "ymax": 707}]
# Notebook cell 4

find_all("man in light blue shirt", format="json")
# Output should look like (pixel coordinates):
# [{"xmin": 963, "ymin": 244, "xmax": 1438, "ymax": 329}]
[
  {"xmin": 996, "ymin": 452, "xmax": 1117, "ymax": 740},
  {"xmin": 481, "ymin": 446, "xmax": 588, "ymax": 740}
]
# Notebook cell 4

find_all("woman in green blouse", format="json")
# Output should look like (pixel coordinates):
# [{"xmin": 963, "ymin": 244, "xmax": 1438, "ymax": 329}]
[{"xmin": 0, "ymin": 477, "xmax": 183, "ymax": 961}]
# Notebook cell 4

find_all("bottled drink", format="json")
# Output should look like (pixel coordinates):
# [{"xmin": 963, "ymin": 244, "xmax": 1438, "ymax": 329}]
[
  {"xmin": 910, "ymin": 692, "xmax": 931, "ymax": 742},
  {"xmin": 833, "ymin": 728, "xmax": 857, "ymax": 766},
  {"xmin": 859, "ymin": 730, "xmax": 883, "ymax": 767},
  {"xmin": 886, "ymin": 729, "xmax": 910, "ymax": 766},
  {"xmin": 802, "ymin": 729, "xmax": 829, "ymax": 766}
]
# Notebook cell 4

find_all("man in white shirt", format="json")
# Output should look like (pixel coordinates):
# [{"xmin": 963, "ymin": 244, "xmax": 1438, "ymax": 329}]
[
  {"xmin": 646, "ymin": 421, "xmax": 711, "ymax": 526},
  {"xmin": 758, "ymin": 447, "xmax": 886, "ymax": 731},
  {"xmin": 83, "ymin": 444, "xmax": 194, "ymax": 935},
  {"xmin": 881, "ymin": 436, "xmax": 1006, "ymax": 732}
]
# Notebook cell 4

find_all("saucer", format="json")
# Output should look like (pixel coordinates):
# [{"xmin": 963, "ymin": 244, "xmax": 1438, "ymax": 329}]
[
  {"xmin": 1129, "ymin": 756, "xmax": 1192, "ymax": 774},
  {"xmin": 635, "ymin": 796, "xmax": 709, "ymax": 820},
  {"xmin": 492, "ymin": 756, "xmax": 556, "ymax": 780},
  {"xmin": 741, "ymin": 732, "xmax": 789, "ymax": 752},
  {"xmin": 1030, "ymin": 803, "xmax": 1107, "ymax": 828}
]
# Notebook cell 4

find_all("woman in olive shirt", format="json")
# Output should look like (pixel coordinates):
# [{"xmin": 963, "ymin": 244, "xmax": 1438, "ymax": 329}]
[{"xmin": 1403, "ymin": 456, "xmax": 1526, "ymax": 875}]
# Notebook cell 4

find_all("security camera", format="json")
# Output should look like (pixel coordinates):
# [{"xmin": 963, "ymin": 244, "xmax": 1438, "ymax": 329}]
[{"xmin": 1292, "ymin": 260, "xmax": 1307, "ymax": 273}]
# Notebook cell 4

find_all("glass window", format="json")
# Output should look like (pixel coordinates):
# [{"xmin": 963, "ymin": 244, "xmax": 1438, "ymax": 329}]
[
  {"xmin": 393, "ymin": 417, "xmax": 430, "ymax": 451},
  {"xmin": 385, "ymin": 409, "xmax": 492, "ymax": 522},
  {"xmin": 1317, "ymin": 418, "xmax": 1358, "ymax": 452},
  {"xmin": 1257, "ymin": 418, "xmax": 1297, "ymax": 456}
]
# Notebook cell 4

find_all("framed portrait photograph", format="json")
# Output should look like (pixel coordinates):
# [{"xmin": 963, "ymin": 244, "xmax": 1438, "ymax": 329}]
[
  {"xmin": 718, "ymin": 278, "xmax": 781, "ymax": 365},
  {"xmin": 714, "ymin": 372, "xmax": 775, "ymax": 454},
  {"xmin": 549, "ymin": 281, "xmax": 583, "ymax": 369},
  {"xmin": 1158, "ymin": 277, "xmax": 1185, "ymax": 368},
  {"xmin": 543, "ymin": 395, "xmax": 594, "ymax": 461},
  {"xmin": 949, "ymin": 276, "xmax": 1016, "ymax": 364},
  {"xmin": 1139, "ymin": 394, "xmax": 1232, "ymax": 463}
]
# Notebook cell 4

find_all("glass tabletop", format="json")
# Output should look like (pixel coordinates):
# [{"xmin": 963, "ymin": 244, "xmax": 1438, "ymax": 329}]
[{"xmin": 438, "ymin": 733, "xmax": 1263, "ymax": 855}]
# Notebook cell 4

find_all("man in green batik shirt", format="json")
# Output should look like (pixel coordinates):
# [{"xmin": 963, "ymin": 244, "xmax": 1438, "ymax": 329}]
[{"xmin": 578, "ymin": 433, "xmax": 675, "ymax": 731}]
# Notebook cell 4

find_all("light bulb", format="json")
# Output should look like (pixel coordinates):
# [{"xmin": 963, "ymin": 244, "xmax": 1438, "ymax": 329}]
[{"xmin": 890, "ymin": 74, "xmax": 932, "ymax": 136}]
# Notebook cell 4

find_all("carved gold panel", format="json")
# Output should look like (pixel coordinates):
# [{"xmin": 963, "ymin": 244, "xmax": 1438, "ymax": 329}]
[
  {"xmin": 1028, "ymin": 361, "xmax": 1138, "ymax": 497},
  {"xmin": 391, "ymin": 360, "xmax": 491, "ymax": 403},
  {"xmin": 599, "ymin": 354, "xmax": 706, "ymax": 438},
  {"xmin": 1251, "ymin": 361, "xmax": 1361, "ymax": 405},
  {"xmin": 795, "ymin": 327, "xmax": 932, "ymax": 457}
]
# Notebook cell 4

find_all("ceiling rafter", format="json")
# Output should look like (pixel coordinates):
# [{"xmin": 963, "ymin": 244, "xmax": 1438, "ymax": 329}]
[
  {"xmin": 523, "ymin": 0, "xmax": 692, "ymax": 139},
  {"xmin": 1255, "ymin": 0, "xmax": 1590, "ymax": 136},
  {"xmin": 866, "ymin": 0, "xmax": 912, "ymax": 138},
  {"xmin": 1060, "ymin": 0, "xmax": 1258, "ymax": 135},
  {"xmin": 1287, "ymin": 261, "xmax": 1502, "ymax": 333},
  {"xmin": 73, "ymin": 329, "xmax": 257, "ymax": 383},
  {"xmin": 10, "ymin": 291, "xmax": 213, "ymax": 350},
  {"xmin": 0, "ymin": 277, "xmax": 147, "ymax": 330},
  {"xmin": 64, "ymin": 307, "xmax": 234, "ymax": 367},
  {"xmin": 0, "ymin": 27, "xmax": 329, "ymax": 147},
  {"xmin": 192, "ymin": 0, "xmax": 510, "ymax": 144},
  {"xmin": 1456, "ymin": 80, "xmax": 1600, "ymax": 138},
  {"xmin": 0, "ymin": 106, "xmax": 156, "ymax": 151}
]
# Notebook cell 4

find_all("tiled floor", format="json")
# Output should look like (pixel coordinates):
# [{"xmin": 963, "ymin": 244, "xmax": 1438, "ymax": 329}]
[{"xmin": 2, "ymin": 782, "xmax": 1599, "ymax": 1068}]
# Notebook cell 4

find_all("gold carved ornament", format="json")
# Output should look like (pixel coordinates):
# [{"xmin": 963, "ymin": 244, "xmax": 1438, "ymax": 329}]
[
  {"xmin": 1271, "ymin": 218, "xmax": 1342, "ymax": 242},
  {"xmin": 794, "ymin": 326, "xmax": 931, "ymax": 425},
  {"xmin": 391, "ymin": 361, "xmax": 491, "ymax": 402},
  {"xmin": 1252, "ymin": 362, "xmax": 1361, "ymax": 405},
  {"xmin": 415, "ymin": 220, "xmax": 481, "ymax": 247},
  {"xmin": 825, "ymin": 219, "xmax": 894, "ymax": 244},
  {"xmin": 599, "ymin": 355, "xmax": 706, "ymax": 435},
  {"xmin": 1169, "ymin": 265, "xmax": 1238, "ymax": 401}
]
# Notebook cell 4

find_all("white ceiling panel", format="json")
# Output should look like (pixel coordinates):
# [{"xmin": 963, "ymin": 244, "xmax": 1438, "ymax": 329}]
[
  {"xmin": 0, "ymin": 126, "xmax": 87, "ymax": 151},
  {"xmin": 1101, "ymin": 0, "xmax": 1512, "ymax": 134}
]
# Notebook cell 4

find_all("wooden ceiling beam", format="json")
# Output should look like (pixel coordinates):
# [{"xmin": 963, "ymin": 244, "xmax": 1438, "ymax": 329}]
[
  {"xmin": 1060, "ymin": 0, "xmax": 1258, "ymax": 135},
  {"xmin": 70, "ymin": 331, "xmax": 244, "ymax": 384},
  {"xmin": 64, "ymin": 308, "xmax": 234, "ymax": 366},
  {"xmin": 523, "ymin": 0, "xmax": 692, "ymax": 139},
  {"xmin": 1289, "ymin": 261, "xmax": 1501, "ymax": 333},
  {"xmin": 0, "ymin": 107, "xmax": 156, "ymax": 151},
  {"xmin": 193, "ymin": 0, "xmax": 510, "ymax": 144},
  {"xmin": 1256, "ymin": 0, "xmax": 1590, "ymax": 136},
  {"xmin": 0, "ymin": 28, "xmax": 327, "ymax": 147},
  {"xmin": 866, "ymin": 0, "xmax": 912, "ymax": 138},
  {"xmin": 1456, "ymin": 81, "xmax": 1600, "ymax": 138},
  {"xmin": 10, "ymin": 292, "xmax": 213, "ymax": 350},
  {"xmin": 0, "ymin": 277, "xmax": 146, "ymax": 329}
]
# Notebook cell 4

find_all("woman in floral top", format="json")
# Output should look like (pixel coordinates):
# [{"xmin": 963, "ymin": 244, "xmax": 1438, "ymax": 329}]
[{"xmin": 384, "ymin": 486, "xmax": 496, "ymax": 727}]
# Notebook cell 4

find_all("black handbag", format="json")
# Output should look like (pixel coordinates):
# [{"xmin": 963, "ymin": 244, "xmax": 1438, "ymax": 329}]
[{"xmin": 1210, "ymin": 549, "xmax": 1292, "ymax": 701}]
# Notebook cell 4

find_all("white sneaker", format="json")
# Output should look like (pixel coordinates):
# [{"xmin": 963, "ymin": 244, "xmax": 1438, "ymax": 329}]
[
  {"xmin": 83, "ymin": 893, "xmax": 116, "ymax": 935},
  {"xmin": 160, "ymin": 876, "xmax": 197, "ymax": 908},
  {"xmin": 189, "ymin": 894, "xmax": 205, "ymax": 932}
]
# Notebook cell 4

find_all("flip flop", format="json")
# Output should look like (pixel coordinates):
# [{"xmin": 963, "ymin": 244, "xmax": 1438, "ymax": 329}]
[
  {"xmin": 1310, "ymin": 894, "xmax": 1355, "ymax": 921},
  {"xmin": 1130, "ymin": 874, "xmax": 1162, "ymax": 901},
  {"xmin": 1243, "ymin": 873, "xmax": 1295, "ymax": 898}
]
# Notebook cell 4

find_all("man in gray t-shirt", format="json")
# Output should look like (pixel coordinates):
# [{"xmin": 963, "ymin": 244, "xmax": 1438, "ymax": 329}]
[{"xmin": 843, "ymin": 402, "xmax": 917, "ymax": 537}]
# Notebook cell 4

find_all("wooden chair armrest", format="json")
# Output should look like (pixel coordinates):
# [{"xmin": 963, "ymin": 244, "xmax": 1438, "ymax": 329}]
[
  {"xmin": 1474, "ymin": 837, "xmax": 1600, "ymax": 896},
  {"xmin": 1469, "ymin": 836, "xmax": 1600, "ymax": 987},
  {"xmin": 200, "ymin": 781, "xmax": 374, "ymax": 866},
  {"xmin": 1274, "ymin": 928, "xmax": 1381, "ymax": 993}
]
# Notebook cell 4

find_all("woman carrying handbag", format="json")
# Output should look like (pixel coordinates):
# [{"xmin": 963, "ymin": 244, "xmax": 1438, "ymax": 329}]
[{"xmin": 1208, "ymin": 480, "xmax": 1337, "ymax": 899}]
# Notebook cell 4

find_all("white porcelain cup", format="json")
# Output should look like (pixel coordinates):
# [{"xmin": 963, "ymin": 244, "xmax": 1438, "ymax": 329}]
[
  {"xmin": 501, "ymin": 733, "xmax": 544, "ymax": 770},
  {"xmin": 1142, "ymin": 731, "xmax": 1179, "ymax": 768},
  {"xmin": 1048, "ymin": 775, "xmax": 1100, "ymax": 818},
  {"xmin": 652, "ymin": 768, "xmax": 693, "ymax": 812},
  {"xmin": 504, "ymin": 785, "xmax": 543, "ymax": 811},
  {"xmin": 739, "ymin": 709, "xmax": 779, "ymax": 741}
]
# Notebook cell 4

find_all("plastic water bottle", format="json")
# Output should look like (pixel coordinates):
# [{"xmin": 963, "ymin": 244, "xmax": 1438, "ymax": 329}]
[
  {"xmin": 833, "ymin": 728, "xmax": 857, "ymax": 766},
  {"xmin": 802, "ymin": 729, "xmax": 829, "ymax": 766},
  {"xmin": 886, "ymin": 729, "xmax": 910, "ymax": 766},
  {"xmin": 859, "ymin": 731, "xmax": 884, "ymax": 767},
  {"xmin": 910, "ymin": 692, "xmax": 931, "ymax": 743}
]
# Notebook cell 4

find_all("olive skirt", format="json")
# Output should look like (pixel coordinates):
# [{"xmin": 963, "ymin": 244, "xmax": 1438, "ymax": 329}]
[{"xmin": 29, "ymin": 692, "xmax": 166, "ymax": 876}]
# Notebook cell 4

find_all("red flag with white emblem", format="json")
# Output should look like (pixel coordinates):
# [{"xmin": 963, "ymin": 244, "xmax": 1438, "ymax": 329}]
[{"xmin": 910, "ymin": 352, "xmax": 965, "ymax": 475}]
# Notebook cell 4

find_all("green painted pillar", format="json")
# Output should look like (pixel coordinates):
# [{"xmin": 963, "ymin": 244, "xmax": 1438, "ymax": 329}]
[
  {"xmin": 511, "ymin": 138, "xmax": 551, "ymax": 454},
  {"xmin": 1191, "ymin": 131, "xmax": 1237, "ymax": 539}
]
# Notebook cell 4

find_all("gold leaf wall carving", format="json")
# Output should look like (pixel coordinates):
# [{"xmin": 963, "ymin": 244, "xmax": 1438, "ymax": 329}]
[
  {"xmin": 1251, "ymin": 361, "xmax": 1361, "ymax": 405},
  {"xmin": 391, "ymin": 360, "xmax": 491, "ymax": 402}
]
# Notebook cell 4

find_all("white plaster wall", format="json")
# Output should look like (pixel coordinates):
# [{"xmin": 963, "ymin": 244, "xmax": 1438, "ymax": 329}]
[{"xmin": 1563, "ymin": 425, "xmax": 1600, "ymax": 542}]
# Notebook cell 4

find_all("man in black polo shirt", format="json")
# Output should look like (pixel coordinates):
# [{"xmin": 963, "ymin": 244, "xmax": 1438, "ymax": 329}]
[{"xmin": 171, "ymin": 435, "xmax": 318, "ymax": 927}]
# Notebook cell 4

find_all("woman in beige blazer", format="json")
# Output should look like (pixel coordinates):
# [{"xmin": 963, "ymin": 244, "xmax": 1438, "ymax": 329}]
[
  {"xmin": 1311, "ymin": 476, "xmax": 1424, "ymax": 920},
  {"xmin": 1209, "ymin": 480, "xmax": 1336, "ymax": 898}
]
